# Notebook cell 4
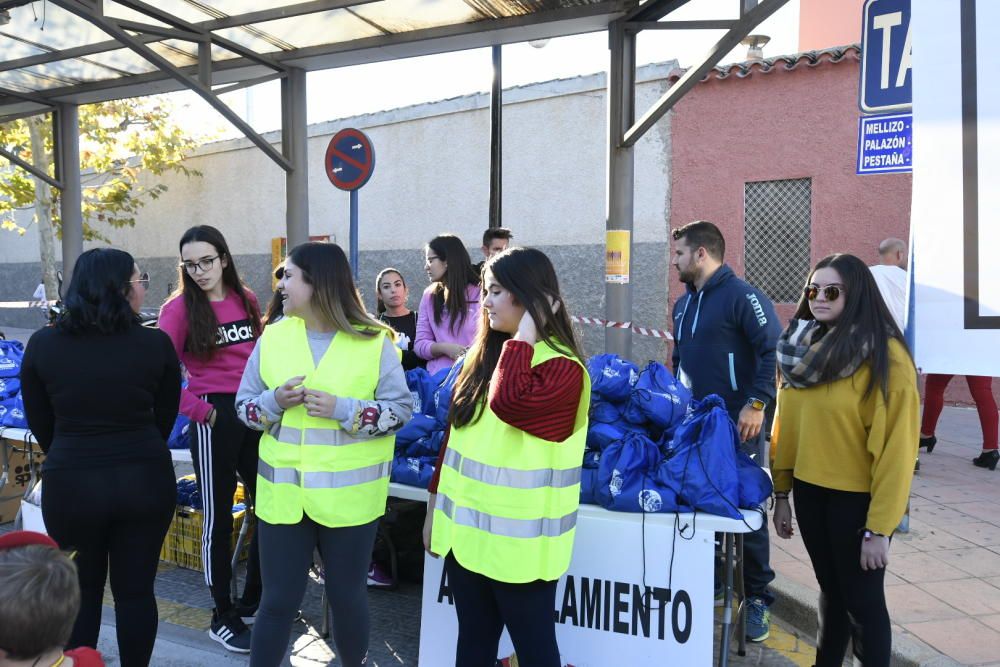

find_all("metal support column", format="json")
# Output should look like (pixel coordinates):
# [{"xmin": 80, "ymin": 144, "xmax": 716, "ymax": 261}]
[
  {"xmin": 54, "ymin": 104, "xmax": 83, "ymax": 286},
  {"xmin": 489, "ymin": 44, "xmax": 502, "ymax": 229},
  {"xmin": 605, "ymin": 24, "xmax": 636, "ymax": 358},
  {"xmin": 282, "ymin": 67, "xmax": 309, "ymax": 249}
]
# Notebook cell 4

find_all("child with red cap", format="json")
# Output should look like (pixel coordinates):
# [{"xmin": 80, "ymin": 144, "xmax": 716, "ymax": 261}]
[{"xmin": 0, "ymin": 531, "xmax": 104, "ymax": 667}]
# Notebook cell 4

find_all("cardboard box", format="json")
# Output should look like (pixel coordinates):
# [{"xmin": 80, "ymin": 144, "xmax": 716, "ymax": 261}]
[{"xmin": 0, "ymin": 441, "xmax": 45, "ymax": 524}]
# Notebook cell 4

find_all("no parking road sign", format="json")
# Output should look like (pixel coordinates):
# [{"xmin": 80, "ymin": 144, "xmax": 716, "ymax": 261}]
[{"xmin": 325, "ymin": 128, "xmax": 375, "ymax": 191}]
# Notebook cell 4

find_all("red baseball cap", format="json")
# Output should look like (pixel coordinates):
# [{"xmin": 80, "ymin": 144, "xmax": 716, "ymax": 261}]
[{"xmin": 0, "ymin": 530, "xmax": 59, "ymax": 551}]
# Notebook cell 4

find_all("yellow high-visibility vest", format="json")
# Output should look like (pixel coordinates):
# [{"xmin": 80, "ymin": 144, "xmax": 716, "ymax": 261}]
[
  {"xmin": 257, "ymin": 316, "xmax": 393, "ymax": 527},
  {"xmin": 432, "ymin": 340, "xmax": 591, "ymax": 582}
]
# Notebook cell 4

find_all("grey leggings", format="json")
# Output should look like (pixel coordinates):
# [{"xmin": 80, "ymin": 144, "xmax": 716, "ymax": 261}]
[{"xmin": 249, "ymin": 515, "xmax": 379, "ymax": 667}]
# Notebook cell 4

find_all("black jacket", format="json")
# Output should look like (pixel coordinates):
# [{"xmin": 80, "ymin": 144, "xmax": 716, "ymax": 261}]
[{"xmin": 671, "ymin": 264, "xmax": 781, "ymax": 420}]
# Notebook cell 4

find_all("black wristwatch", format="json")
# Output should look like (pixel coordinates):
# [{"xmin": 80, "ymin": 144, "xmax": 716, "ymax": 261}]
[{"xmin": 747, "ymin": 397, "xmax": 766, "ymax": 411}]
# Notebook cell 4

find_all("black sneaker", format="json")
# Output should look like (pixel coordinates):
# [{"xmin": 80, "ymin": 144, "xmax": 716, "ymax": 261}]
[{"xmin": 209, "ymin": 609, "xmax": 252, "ymax": 653}]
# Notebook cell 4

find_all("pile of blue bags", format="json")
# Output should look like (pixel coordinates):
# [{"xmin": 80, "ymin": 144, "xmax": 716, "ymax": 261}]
[
  {"xmin": 389, "ymin": 360, "xmax": 462, "ymax": 488},
  {"xmin": 583, "ymin": 354, "xmax": 772, "ymax": 519},
  {"xmin": 0, "ymin": 339, "xmax": 28, "ymax": 429}
]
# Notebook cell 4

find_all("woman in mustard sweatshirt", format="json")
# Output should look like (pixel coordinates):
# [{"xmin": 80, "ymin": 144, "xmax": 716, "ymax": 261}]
[{"xmin": 771, "ymin": 253, "xmax": 918, "ymax": 667}]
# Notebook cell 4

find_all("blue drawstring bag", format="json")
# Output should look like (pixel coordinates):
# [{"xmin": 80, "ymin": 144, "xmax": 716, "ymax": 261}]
[
  {"xmin": 587, "ymin": 354, "xmax": 638, "ymax": 403},
  {"xmin": 431, "ymin": 359, "xmax": 464, "ymax": 425},
  {"xmin": 405, "ymin": 368, "xmax": 438, "ymax": 416},
  {"xmin": 0, "ymin": 340, "xmax": 24, "ymax": 378},
  {"xmin": 622, "ymin": 396, "xmax": 648, "ymax": 426},
  {"xmin": 629, "ymin": 362, "xmax": 692, "ymax": 431},
  {"xmin": 736, "ymin": 450, "xmax": 773, "ymax": 508},
  {"xmin": 590, "ymin": 399, "xmax": 623, "ymax": 424},
  {"xmin": 580, "ymin": 467, "xmax": 600, "ymax": 505},
  {"xmin": 176, "ymin": 477, "xmax": 203, "ymax": 509},
  {"xmin": 0, "ymin": 377, "xmax": 19, "ymax": 400},
  {"xmin": 167, "ymin": 414, "xmax": 190, "ymax": 450},
  {"xmin": 580, "ymin": 449, "xmax": 602, "ymax": 505},
  {"xmin": 394, "ymin": 413, "xmax": 438, "ymax": 451},
  {"xmin": 0, "ymin": 394, "xmax": 28, "ymax": 428},
  {"xmin": 596, "ymin": 431, "xmax": 669, "ymax": 512},
  {"xmin": 390, "ymin": 455, "xmax": 437, "ymax": 488},
  {"xmin": 586, "ymin": 422, "xmax": 627, "ymax": 451},
  {"xmin": 404, "ymin": 430, "xmax": 445, "ymax": 458},
  {"xmin": 656, "ymin": 395, "xmax": 742, "ymax": 520}
]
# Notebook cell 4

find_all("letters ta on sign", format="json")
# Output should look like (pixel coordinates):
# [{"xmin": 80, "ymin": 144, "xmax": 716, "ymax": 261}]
[{"xmin": 860, "ymin": 0, "xmax": 913, "ymax": 113}]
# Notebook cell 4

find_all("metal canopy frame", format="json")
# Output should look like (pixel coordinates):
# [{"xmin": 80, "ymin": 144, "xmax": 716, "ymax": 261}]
[
  {"xmin": 2, "ymin": 0, "xmax": 786, "ymax": 368},
  {"xmin": 604, "ymin": 0, "xmax": 789, "ymax": 360}
]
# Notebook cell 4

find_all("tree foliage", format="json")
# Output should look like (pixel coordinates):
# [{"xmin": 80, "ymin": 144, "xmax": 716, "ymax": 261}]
[{"xmin": 0, "ymin": 96, "xmax": 203, "ymax": 242}]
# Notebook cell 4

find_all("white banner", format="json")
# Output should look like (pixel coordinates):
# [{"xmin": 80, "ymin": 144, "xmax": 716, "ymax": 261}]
[
  {"xmin": 418, "ymin": 509, "xmax": 715, "ymax": 666},
  {"xmin": 911, "ymin": 0, "xmax": 1000, "ymax": 374}
]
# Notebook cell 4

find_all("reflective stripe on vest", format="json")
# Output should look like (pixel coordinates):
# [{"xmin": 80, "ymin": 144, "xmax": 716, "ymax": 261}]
[
  {"xmin": 274, "ymin": 425, "xmax": 359, "ymax": 447},
  {"xmin": 258, "ymin": 459, "xmax": 390, "ymax": 489},
  {"xmin": 443, "ymin": 448, "xmax": 582, "ymax": 490},
  {"xmin": 437, "ymin": 493, "xmax": 577, "ymax": 539}
]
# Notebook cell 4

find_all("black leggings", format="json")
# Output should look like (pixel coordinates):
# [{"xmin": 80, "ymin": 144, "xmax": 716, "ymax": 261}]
[
  {"xmin": 42, "ymin": 458, "xmax": 175, "ymax": 667},
  {"xmin": 445, "ymin": 554, "xmax": 560, "ymax": 667},
  {"xmin": 793, "ymin": 478, "xmax": 891, "ymax": 667},
  {"xmin": 191, "ymin": 393, "xmax": 261, "ymax": 612},
  {"xmin": 250, "ymin": 515, "xmax": 379, "ymax": 667}
]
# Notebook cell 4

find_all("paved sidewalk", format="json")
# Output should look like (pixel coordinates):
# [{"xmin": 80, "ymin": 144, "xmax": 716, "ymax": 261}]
[{"xmin": 772, "ymin": 405, "xmax": 1000, "ymax": 667}]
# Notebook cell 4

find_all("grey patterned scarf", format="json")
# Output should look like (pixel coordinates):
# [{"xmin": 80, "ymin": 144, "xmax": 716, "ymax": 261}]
[{"xmin": 776, "ymin": 319, "xmax": 869, "ymax": 389}]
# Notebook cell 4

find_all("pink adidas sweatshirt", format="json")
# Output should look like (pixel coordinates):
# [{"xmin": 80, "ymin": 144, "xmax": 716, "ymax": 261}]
[{"xmin": 158, "ymin": 289, "xmax": 260, "ymax": 423}]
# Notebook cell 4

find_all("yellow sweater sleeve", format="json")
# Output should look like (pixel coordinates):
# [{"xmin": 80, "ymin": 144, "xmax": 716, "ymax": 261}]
[
  {"xmin": 864, "ymin": 343, "xmax": 920, "ymax": 535},
  {"xmin": 770, "ymin": 405, "xmax": 795, "ymax": 493}
]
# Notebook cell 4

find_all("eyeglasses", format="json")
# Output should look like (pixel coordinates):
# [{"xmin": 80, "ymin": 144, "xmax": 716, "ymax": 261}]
[
  {"xmin": 804, "ymin": 284, "xmax": 843, "ymax": 301},
  {"xmin": 180, "ymin": 256, "xmax": 220, "ymax": 274},
  {"xmin": 425, "ymin": 255, "xmax": 441, "ymax": 263},
  {"xmin": 129, "ymin": 272, "xmax": 150, "ymax": 289}
]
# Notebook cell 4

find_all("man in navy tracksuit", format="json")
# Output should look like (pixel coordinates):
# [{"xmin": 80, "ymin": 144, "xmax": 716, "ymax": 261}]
[{"xmin": 670, "ymin": 220, "xmax": 782, "ymax": 642}]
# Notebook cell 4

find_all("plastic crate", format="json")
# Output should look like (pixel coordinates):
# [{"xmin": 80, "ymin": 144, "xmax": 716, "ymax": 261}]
[{"xmin": 159, "ymin": 477, "xmax": 254, "ymax": 572}]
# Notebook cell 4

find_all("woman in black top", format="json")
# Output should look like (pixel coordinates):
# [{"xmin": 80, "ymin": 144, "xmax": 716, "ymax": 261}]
[
  {"xmin": 20, "ymin": 248, "xmax": 181, "ymax": 667},
  {"xmin": 376, "ymin": 267, "xmax": 425, "ymax": 371}
]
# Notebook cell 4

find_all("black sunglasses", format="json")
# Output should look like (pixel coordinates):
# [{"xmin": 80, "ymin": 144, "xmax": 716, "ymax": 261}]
[{"xmin": 804, "ymin": 284, "xmax": 843, "ymax": 301}]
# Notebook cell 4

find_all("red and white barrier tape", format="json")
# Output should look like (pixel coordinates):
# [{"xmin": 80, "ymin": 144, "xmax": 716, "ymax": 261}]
[
  {"xmin": 0, "ymin": 301, "xmax": 50, "ymax": 309},
  {"xmin": 570, "ymin": 315, "xmax": 673, "ymax": 340}
]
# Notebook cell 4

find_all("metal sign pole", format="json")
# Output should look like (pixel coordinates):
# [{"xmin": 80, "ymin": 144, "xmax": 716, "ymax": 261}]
[{"xmin": 350, "ymin": 189, "xmax": 360, "ymax": 282}]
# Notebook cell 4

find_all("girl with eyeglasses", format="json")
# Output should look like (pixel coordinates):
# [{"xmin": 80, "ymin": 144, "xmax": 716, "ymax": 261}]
[
  {"xmin": 415, "ymin": 234, "xmax": 481, "ymax": 375},
  {"xmin": 771, "ymin": 253, "xmax": 919, "ymax": 667},
  {"xmin": 20, "ymin": 248, "xmax": 181, "ymax": 665},
  {"xmin": 158, "ymin": 225, "xmax": 263, "ymax": 653}
]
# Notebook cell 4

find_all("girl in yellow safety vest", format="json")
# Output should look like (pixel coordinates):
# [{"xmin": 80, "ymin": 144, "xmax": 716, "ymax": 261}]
[
  {"xmin": 423, "ymin": 247, "xmax": 591, "ymax": 667},
  {"xmin": 235, "ymin": 242, "xmax": 412, "ymax": 667}
]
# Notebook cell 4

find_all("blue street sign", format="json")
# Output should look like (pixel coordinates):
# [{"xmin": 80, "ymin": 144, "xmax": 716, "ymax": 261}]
[
  {"xmin": 857, "ymin": 112, "xmax": 912, "ymax": 175},
  {"xmin": 860, "ymin": 0, "xmax": 912, "ymax": 113}
]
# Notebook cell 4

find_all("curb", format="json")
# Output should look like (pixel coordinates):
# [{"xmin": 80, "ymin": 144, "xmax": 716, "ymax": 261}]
[{"xmin": 770, "ymin": 574, "xmax": 964, "ymax": 667}]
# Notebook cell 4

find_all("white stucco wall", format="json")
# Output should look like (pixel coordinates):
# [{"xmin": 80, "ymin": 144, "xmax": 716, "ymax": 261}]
[{"xmin": 1, "ymin": 62, "xmax": 674, "ymax": 263}]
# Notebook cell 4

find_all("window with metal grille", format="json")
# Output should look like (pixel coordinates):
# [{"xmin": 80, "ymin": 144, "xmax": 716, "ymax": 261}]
[{"xmin": 744, "ymin": 178, "xmax": 812, "ymax": 303}]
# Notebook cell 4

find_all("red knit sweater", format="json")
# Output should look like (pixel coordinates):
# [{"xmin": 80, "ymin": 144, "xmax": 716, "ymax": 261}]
[{"xmin": 428, "ymin": 339, "xmax": 584, "ymax": 494}]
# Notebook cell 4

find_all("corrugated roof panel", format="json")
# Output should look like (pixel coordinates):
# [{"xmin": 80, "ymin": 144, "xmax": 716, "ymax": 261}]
[
  {"xmin": 3, "ymin": 3, "xmax": 115, "ymax": 50},
  {"xmin": 351, "ymin": 1, "xmax": 483, "ymax": 31},
  {"xmin": 212, "ymin": 9, "xmax": 384, "ymax": 53}
]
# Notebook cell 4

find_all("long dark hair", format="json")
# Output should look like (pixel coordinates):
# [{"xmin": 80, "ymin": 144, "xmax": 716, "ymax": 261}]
[
  {"xmin": 56, "ymin": 248, "xmax": 139, "ymax": 335},
  {"xmin": 286, "ymin": 242, "xmax": 392, "ymax": 338},
  {"xmin": 449, "ymin": 247, "xmax": 583, "ymax": 428},
  {"xmin": 791, "ymin": 253, "xmax": 912, "ymax": 398},
  {"xmin": 263, "ymin": 263, "xmax": 284, "ymax": 325},
  {"xmin": 168, "ymin": 225, "xmax": 261, "ymax": 358},
  {"xmin": 375, "ymin": 267, "xmax": 407, "ymax": 316},
  {"xmin": 427, "ymin": 234, "xmax": 478, "ymax": 332}
]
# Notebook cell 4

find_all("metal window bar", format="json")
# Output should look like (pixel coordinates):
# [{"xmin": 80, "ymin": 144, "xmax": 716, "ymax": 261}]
[{"xmin": 743, "ymin": 178, "xmax": 812, "ymax": 303}]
